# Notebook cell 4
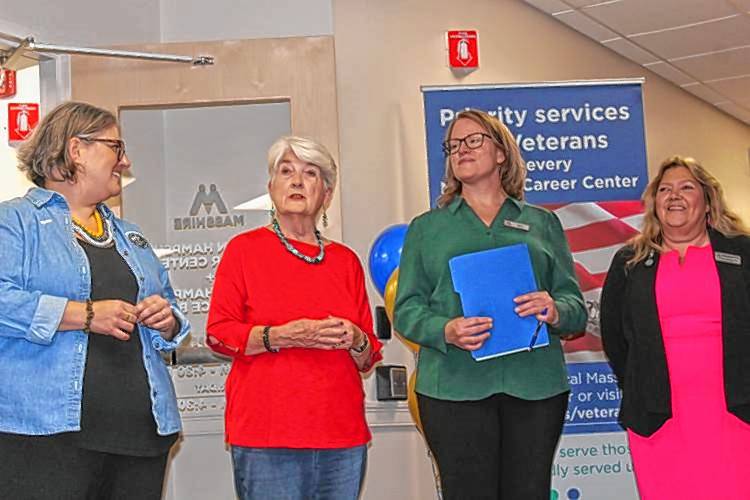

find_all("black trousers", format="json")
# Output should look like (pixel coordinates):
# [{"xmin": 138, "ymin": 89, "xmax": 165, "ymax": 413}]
[
  {"xmin": 0, "ymin": 433, "xmax": 170, "ymax": 500},
  {"xmin": 418, "ymin": 391, "xmax": 568, "ymax": 500}
]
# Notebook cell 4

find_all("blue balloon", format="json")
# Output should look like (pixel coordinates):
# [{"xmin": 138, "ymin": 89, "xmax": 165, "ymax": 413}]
[{"xmin": 368, "ymin": 224, "xmax": 408, "ymax": 297}]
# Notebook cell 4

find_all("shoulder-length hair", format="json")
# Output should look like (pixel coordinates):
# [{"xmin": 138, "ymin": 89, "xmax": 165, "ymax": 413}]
[
  {"xmin": 17, "ymin": 101, "xmax": 118, "ymax": 187},
  {"xmin": 436, "ymin": 109, "xmax": 526, "ymax": 208},
  {"xmin": 627, "ymin": 155, "xmax": 749, "ymax": 266}
]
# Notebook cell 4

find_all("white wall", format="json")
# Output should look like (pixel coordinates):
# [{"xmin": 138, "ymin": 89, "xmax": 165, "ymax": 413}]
[
  {"xmin": 0, "ymin": 65, "xmax": 38, "ymax": 201},
  {"xmin": 0, "ymin": 0, "xmax": 331, "ymax": 46},
  {"xmin": 0, "ymin": 0, "xmax": 160, "ymax": 45},
  {"xmin": 159, "ymin": 0, "xmax": 333, "ymax": 42}
]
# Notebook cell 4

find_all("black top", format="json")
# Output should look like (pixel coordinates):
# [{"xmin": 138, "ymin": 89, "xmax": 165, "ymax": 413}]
[
  {"xmin": 600, "ymin": 228, "xmax": 750, "ymax": 437},
  {"xmin": 70, "ymin": 239, "xmax": 177, "ymax": 456}
]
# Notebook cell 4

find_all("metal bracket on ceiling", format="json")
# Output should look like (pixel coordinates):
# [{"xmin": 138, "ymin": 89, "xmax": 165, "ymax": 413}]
[
  {"xmin": 0, "ymin": 36, "xmax": 32, "ymax": 70},
  {"xmin": 0, "ymin": 33, "xmax": 214, "ymax": 70}
]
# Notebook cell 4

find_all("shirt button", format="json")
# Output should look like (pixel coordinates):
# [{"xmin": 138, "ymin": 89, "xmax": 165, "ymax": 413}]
[
  {"xmin": 77, "ymin": 343, "xmax": 83, "ymax": 353},
  {"xmin": 81, "ymin": 266, "xmax": 87, "ymax": 274},
  {"xmin": 139, "ymin": 277, "xmax": 145, "ymax": 282},
  {"xmin": 123, "ymin": 250, "xmax": 129, "ymax": 256}
]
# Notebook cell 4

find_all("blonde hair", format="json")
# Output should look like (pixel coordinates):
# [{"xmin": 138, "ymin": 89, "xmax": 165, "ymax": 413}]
[
  {"xmin": 436, "ymin": 109, "xmax": 526, "ymax": 208},
  {"xmin": 267, "ymin": 136, "xmax": 337, "ymax": 192},
  {"xmin": 628, "ymin": 155, "xmax": 748, "ymax": 266},
  {"xmin": 17, "ymin": 101, "xmax": 118, "ymax": 187}
]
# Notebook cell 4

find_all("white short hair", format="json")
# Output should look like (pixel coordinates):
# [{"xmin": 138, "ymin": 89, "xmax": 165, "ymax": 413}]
[{"xmin": 267, "ymin": 136, "xmax": 337, "ymax": 192}]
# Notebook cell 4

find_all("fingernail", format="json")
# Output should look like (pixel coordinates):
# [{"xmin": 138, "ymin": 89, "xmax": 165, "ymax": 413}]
[{"xmin": 514, "ymin": 307, "xmax": 520, "ymax": 313}]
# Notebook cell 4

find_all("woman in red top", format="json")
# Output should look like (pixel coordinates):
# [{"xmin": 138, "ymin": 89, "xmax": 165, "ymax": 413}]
[{"xmin": 207, "ymin": 135, "xmax": 382, "ymax": 500}]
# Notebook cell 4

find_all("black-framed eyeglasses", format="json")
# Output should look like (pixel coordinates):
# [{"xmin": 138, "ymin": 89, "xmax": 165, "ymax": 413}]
[
  {"xmin": 442, "ymin": 132, "xmax": 493, "ymax": 155},
  {"xmin": 77, "ymin": 137, "xmax": 126, "ymax": 162}
]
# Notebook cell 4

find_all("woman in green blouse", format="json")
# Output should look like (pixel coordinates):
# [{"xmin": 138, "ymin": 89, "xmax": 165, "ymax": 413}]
[{"xmin": 394, "ymin": 109, "xmax": 586, "ymax": 500}]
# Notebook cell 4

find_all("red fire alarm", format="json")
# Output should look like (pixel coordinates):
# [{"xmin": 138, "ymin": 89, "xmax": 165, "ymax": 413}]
[
  {"xmin": 0, "ymin": 69, "xmax": 16, "ymax": 98},
  {"xmin": 447, "ymin": 30, "xmax": 479, "ymax": 69},
  {"xmin": 8, "ymin": 103, "xmax": 40, "ymax": 143}
]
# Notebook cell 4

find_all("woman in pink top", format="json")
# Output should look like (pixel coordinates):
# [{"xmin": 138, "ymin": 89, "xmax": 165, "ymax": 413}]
[{"xmin": 601, "ymin": 156, "xmax": 750, "ymax": 499}]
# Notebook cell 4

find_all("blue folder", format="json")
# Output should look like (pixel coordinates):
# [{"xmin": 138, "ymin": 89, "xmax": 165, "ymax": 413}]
[{"xmin": 449, "ymin": 243, "xmax": 549, "ymax": 361}]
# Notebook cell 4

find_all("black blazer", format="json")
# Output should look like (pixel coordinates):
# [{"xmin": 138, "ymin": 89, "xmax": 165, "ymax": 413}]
[{"xmin": 600, "ymin": 229, "xmax": 750, "ymax": 437}]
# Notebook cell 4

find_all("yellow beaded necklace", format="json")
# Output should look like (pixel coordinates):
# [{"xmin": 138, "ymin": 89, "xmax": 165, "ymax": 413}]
[
  {"xmin": 72, "ymin": 210, "xmax": 104, "ymax": 238},
  {"xmin": 72, "ymin": 209, "xmax": 113, "ymax": 247}
]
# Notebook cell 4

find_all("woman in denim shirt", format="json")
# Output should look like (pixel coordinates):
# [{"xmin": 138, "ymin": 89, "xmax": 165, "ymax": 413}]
[{"xmin": 0, "ymin": 102, "xmax": 190, "ymax": 499}]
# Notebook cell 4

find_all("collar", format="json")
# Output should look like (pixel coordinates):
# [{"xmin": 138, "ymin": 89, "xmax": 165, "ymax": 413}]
[
  {"xmin": 25, "ymin": 187, "xmax": 66, "ymax": 208},
  {"xmin": 708, "ymin": 226, "xmax": 737, "ymax": 254},
  {"xmin": 97, "ymin": 202, "xmax": 114, "ymax": 220},
  {"xmin": 447, "ymin": 195, "xmax": 525, "ymax": 214},
  {"xmin": 24, "ymin": 186, "xmax": 114, "ymax": 220}
]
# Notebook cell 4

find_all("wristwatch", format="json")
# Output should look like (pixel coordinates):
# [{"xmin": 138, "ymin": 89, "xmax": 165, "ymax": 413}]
[{"xmin": 350, "ymin": 334, "xmax": 369, "ymax": 354}]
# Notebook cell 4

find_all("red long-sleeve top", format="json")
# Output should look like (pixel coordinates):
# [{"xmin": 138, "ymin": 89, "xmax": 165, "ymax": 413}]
[{"xmin": 206, "ymin": 227, "xmax": 383, "ymax": 448}]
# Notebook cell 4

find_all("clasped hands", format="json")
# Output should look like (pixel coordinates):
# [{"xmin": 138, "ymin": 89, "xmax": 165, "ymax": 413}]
[
  {"xmin": 274, "ymin": 317, "xmax": 365, "ymax": 351},
  {"xmin": 89, "ymin": 295, "xmax": 176, "ymax": 341},
  {"xmin": 444, "ymin": 291, "xmax": 559, "ymax": 351}
]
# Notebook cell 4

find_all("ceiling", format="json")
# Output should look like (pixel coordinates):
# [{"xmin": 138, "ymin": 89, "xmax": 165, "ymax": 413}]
[{"xmin": 522, "ymin": 0, "xmax": 750, "ymax": 126}]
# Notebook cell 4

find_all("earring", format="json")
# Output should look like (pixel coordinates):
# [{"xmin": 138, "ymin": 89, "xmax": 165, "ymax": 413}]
[
  {"xmin": 322, "ymin": 212, "xmax": 329, "ymax": 228},
  {"xmin": 269, "ymin": 204, "xmax": 275, "ymax": 220}
]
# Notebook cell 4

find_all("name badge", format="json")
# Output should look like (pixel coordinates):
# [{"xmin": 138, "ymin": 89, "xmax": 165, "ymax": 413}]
[
  {"xmin": 715, "ymin": 251, "xmax": 742, "ymax": 266},
  {"xmin": 503, "ymin": 219, "xmax": 530, "ymax": 232}
]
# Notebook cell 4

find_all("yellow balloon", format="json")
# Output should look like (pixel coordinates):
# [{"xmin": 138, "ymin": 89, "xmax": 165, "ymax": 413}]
[
  {"xmin": 387, "ymin": 268, "xmax": 421, "ymax": 429},
  {"xmin": 383, "ymin": 268, "xmax": 399, "ymax": 322},
  {"xmin": 384, "ymin": 268, "xmax": 421, "ymax": 352},
  {"xmin": 407, "ymin": 371, "xmax": 423, "ymax": 433},
  {"xmin": 394, "ymin": 330, "xmax": 420, "ymax": 353}
]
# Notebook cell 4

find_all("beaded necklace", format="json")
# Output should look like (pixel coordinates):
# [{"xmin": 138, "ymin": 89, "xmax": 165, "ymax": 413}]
[
  {"xmin": 271, "ymin": 218, "xmax": 325, "ymax": 264},
  {"xmin": 72, "ymin": 208, "xmax": 114, "ymax": 248}
]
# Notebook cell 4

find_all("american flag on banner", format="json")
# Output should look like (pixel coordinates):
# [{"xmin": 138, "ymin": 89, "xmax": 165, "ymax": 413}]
[{"xmin": 543, "ymin": 200, "xmax": 644, "ymax": 360}]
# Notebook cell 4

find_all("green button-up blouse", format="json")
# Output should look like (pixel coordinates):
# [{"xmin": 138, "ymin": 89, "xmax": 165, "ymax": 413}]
[{"xmin": 394, "ymin": 196, "xmax": 586, "ymax": 401}]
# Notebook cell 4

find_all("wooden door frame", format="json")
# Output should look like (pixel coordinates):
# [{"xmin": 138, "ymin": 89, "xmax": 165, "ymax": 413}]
[{"xmin": 70, "ymin": 35, "xmax": 342, "ymax": 239}]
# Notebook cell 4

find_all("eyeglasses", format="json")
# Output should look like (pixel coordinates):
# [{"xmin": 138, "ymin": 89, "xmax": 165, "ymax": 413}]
[
  {"xmin": 77, "ymin": 137, "xmax": 126, "ymax": 162},
  {"xmin": 442, "ymin": 132, "xmax": 494, "ymax": 155}
]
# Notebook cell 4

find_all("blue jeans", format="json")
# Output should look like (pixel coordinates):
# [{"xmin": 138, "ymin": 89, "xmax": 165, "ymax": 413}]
[{"xmin": 231, "ymin": 445, "xmax": 367, "ymax": 500}]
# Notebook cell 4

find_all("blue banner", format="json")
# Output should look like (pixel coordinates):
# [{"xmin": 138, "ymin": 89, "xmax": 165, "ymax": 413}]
[
  {"xmin": 422, "ymin": 81, "xmax": 648, "ymax": 205},
  {"xmin": 564, "ymin": 362, "xmax": 623, "ymax": 434}
]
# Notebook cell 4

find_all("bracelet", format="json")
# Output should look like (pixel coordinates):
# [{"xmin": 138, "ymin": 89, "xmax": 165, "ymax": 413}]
[
  {"xmin": 262, "ymin": 326, "xmax": 279, "ymax": 353},
  {"xmin": 350, "ymin": 334, "xmax": 369, "ymax": 354},
  {"xmin": 83, "ymin": 299, "xmax": 94, "ymax": 334}
]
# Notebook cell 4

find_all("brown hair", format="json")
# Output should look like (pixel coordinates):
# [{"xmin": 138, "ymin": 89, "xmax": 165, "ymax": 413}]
[
  {"xmin": 628, "ymin": 155, "xmax": 749, "ymax": 266},
  {"xmin": 436, "ymin": 109, "xmax": 526, "ymax": 208},
  {"xmin": 17, "ymin": 101, "xmax": 118, "ymax": 187}
]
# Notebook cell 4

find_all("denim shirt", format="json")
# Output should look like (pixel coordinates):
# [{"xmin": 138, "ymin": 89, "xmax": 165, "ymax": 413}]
[{"xmin": 0, "ymin": 187, "xmax": 190, "ymax": 436}]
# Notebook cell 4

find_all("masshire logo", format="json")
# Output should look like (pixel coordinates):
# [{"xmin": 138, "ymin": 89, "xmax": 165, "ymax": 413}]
[{"xmin": 174, "ymin": 184, "xmax": 244, "ymax": 231}]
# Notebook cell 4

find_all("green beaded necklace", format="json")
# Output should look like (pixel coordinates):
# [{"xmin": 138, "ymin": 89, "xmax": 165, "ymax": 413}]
[{"xmin": 271, "ymin": 218, "xmax": 325, "ymax": 264}]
